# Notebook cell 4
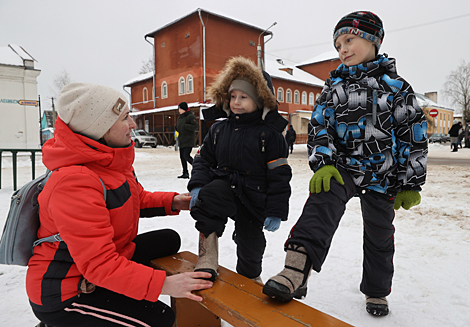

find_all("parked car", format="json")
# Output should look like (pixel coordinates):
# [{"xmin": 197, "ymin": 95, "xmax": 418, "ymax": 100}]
[
  {"xmin": 131, "ymin": 129, "xmax": 157, "ymax": 148},
  {"xmin": 428, "ymin": 133, "xmax": 450, "ymax": 143}
]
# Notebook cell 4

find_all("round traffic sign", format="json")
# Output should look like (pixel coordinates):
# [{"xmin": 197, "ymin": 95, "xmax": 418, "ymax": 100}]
[{"xmin": 429, "ymin": 109, "xmax": 439, "ymax": 118}]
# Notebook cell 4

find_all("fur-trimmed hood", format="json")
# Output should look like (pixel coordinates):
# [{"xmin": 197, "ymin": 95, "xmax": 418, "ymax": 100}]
[{"xmin": 207, "ymin": 56, "xmax": 277, "ymax": 112}]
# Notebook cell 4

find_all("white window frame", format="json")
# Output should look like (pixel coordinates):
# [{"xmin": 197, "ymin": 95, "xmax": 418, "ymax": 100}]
[
  {"xmin": 179, "ymin": 77, "xmax": 185, "ymax": 95},
  {"xmin": 294, "ymin": 90, "xmax": 300, "ymax": 104},
  {"xmin": 309, "ymin": 92, "xmax": 315, "ymax": 105},
  {"xmin": 161, "ymin": 81, "xmax": 168, "ymax": 99},
  {"xmin": 277, "ymin": 87, "xmax": 284, "ymax": 102},
  {"xmin": 301, "ymin": 91, "xmax": 307, "ymax": 105},
  {"xmin": 286, "ymin": 89, "xmax": 292, "ymax": 103},
  {"xmin": 186, "ymin": 75, "xmax": 194, "ymax": 94},
  {"xmin": 143, "ymin": 87, "xmax": 149, "ymax": 103}
]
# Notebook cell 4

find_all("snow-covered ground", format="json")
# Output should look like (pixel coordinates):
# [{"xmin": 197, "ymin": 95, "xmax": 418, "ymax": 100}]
[{"xmin": 1, "ymin": 143, "xmax": 469, "ymax": 326}]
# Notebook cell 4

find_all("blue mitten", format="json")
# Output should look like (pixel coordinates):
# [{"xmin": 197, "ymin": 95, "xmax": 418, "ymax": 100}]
[
  {"xmin": 393, "ymin": 190, "xmax": 421, "ymax": 210},
  {"xmin": 309, "ymin": 165, "xmax": 344, "ymax": 193},
  {"xmin": 264, "ymin": 217, "xmax": 281, "ymax": 232},
  {"xmin": 189, "ymin": 187, "xmax": 202, "ymax": 209}
]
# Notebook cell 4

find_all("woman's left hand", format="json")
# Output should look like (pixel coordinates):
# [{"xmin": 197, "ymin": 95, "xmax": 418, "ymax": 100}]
[{"xmin": 172, "ymin": 193, "xmax": 191, "ymax": 210}]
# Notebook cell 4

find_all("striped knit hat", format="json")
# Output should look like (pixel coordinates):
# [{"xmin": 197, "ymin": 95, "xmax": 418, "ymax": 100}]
[{"xmin": 333, "ymin": 11, "xmax": 384, "ymax": 52}]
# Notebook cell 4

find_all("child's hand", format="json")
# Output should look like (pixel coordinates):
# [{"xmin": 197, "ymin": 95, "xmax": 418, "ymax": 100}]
[
  {"xmin": 189, "ymin": 187, "xmax": 202, "ymax": 209},
  {"xmin": 393, "ymin": 190, "xmax": 421, "ymax": 210},
  {"xmin": 264, "ymin": 217, "xmax": 281, "ymax": 232},
  {"xmin": 309, "ymin": 165, "xmax": 344, "ymax": 193}
]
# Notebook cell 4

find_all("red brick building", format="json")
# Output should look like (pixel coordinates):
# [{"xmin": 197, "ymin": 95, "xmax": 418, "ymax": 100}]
[{"xmin": 124, "ymin": 8, "xmax": 330, "ymax": 145}]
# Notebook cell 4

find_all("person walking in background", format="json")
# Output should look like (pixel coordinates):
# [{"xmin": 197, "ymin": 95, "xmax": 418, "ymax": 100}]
[
  {"xmin": 27, "ymin": 83, "xmax": 213, "ymax": 327},
  {"xmin": 285, "ymin": 125, "xmax": 297, "ymax": 154},
  {"xmin": 449, "ymin": 119, "xmax": 462, "ymax": 152},
  {"xmin": 464, "ymin": 121, "xmax": 470, "ymax": 148},
  {"xmin": 176, "ymin": 102, "xmax": 198, "ymax": 179},
  {"xmin": 263, "ymin": 11, "xmax": 427, "ymax": 317},
  {"xmin": 187, "ymin": 57, "xmax": 292, "ymax": 283}
]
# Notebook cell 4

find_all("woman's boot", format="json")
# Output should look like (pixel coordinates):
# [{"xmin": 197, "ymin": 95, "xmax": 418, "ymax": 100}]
[
  {"xmin": 194, "ymin": 232, "xmax": 218, "ymax": 282},
  {"xmin": 262, "ymin": 244, "xmax": 312, "ymax": 302}
]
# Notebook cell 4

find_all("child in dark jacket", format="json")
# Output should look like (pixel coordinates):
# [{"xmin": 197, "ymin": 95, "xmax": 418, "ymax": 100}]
[
  {"xmin": 263, "ymin": 11, "xmax": 428, "ymax": 316},
  {"xmin": 188, "ymin": 56, "xmax": 292, "ymax": 282}
]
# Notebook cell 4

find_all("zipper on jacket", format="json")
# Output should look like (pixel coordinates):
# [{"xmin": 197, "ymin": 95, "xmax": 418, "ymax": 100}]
[
  {"xmin": 213, "ymin": 128, "xmax": 220, "ymax": 146},
  {"xmin": 372, "ymin": 90, "xmax": 377, "ymax": 125},
  {"xmin": 260, "ymin": 132, "xmax": 266, "ymax": 153}
]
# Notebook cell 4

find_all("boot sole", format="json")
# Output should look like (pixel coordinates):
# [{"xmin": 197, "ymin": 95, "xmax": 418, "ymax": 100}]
[
  {"xmin": 195, "ymin": 268, "xmax": 217, "ymax": 282},
  {"xmin": 262, "ymin": 280, "xmax": 307, "ymax": 302}
]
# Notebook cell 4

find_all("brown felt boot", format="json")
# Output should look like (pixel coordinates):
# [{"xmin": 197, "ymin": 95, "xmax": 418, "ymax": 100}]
[
  {"xmin": 262, "ymin": 244, "xmax": 312, "ymax": 302},
  {"xmin": 194, "ymin": 232, "xmax": 218, "ymax": 281}
]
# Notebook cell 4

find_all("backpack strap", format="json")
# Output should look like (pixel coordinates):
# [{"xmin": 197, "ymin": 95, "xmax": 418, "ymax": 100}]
[{"xmin": 32, "ymin": 175, "xmax": 106, "ymax": 251}]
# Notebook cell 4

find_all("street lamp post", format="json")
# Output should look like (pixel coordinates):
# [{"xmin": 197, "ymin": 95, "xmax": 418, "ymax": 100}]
[{"xmin": 257, "ymin": 22, "xmax": 277, "ymax": 69}]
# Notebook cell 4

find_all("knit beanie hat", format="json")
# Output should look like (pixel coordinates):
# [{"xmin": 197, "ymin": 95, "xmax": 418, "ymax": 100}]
[
  {"xmin": 57, "ymin": 83, "xmax": 128, "ymax": 140},
  {"xmin": 333, "ymin": 11, "xmax": 384, "ymax": 52},
  {"xmin": 228, "ymin": 78, "xmax": 263, "ymax": 109},
  {"xmin": 178, "ymin": 102, "xmax": 190, "ymax": 112}
]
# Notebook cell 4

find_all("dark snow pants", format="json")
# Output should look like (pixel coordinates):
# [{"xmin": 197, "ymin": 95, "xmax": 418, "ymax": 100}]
[
  {"xmin": 179, "ymin": 147, "xmax": 193, "ymax": 174},
  {"xmin": 32, "ymin": 229, "xmax": 180, "ymax": 327},
  {"xmin": 286, "ymin": 168, "xmax": 396, "ymax": 298},
  {"xmin": 191, "ymin": 179, "xmax": 266, "ymax": 279}
]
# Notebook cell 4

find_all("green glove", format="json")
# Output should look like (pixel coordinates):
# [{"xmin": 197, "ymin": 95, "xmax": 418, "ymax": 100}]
[
  {"xmin": 393, "ymin": 190, "xmax": 421, "ymax": 210},
  {"xmin": 309, "ymin": 165, "xmax": 344, "ymax": 193}
]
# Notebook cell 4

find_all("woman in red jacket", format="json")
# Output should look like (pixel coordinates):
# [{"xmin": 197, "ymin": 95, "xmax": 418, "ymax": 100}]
[{"xmin": 27, "ymin": 83, "xmax": 212, "ymax": 327}]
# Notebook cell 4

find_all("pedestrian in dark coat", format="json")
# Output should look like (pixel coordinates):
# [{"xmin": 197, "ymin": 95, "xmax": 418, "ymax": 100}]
[
  {"xmin": 176, "ymin": 102, "xmax": 198, "ymax": 178},
  {"xmin": 285, "ymin": 125, "xmax": 297, "ymax": 153},
  {"xmin": 449, "ymin": 119, "xmax": 462, "ymax": 152},
  {"xmin": 188, "ymin": 56, "xmax": 292, "ymax": 282}
]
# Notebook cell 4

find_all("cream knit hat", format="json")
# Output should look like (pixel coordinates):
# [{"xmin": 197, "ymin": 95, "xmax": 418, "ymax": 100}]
[{"xmin": 57, "ymin": 83, "xmax": 128, "ymax": 140}]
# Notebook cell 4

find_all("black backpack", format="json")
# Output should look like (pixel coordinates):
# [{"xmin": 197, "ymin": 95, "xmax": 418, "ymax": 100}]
[{"xmin": 0, "ymin": 170, "xmax": 105, "ymax": 266}]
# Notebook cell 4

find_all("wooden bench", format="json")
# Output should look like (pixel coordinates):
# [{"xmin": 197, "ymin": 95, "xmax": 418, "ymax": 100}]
[{"xmin": 151, "ymin": 251, "xmax": 352, "ymax": 327}]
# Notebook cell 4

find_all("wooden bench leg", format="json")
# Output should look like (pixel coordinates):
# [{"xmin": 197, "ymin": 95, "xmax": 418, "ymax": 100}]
[{"xmin": 171, "ymin": 297, "xmax": 221, "ymax": 327}]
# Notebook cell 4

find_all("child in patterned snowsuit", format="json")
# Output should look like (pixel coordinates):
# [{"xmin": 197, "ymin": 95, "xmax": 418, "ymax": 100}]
[{"xmin": 263, "ymin": 11, "xmax": 427, "ymax": 316}]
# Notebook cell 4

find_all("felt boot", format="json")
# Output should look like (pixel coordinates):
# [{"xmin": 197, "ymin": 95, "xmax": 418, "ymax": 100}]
[
  {"xmin": 194, "ymin": 232, "xmax": 218, "ymax": 281},
  {"xmin": 366, "ymin": 296, "xmax": 389, "ymax": 316},
  {"xmin": 251, "ymin": 276, "xmax": 263, "ymax": 284},
  {"xmin": 262, "ymin": 244, "xmax": 312, "ymax": 302}
]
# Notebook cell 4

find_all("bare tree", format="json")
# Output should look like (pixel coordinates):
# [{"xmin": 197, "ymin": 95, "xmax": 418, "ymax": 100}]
[
  {"xmin": 444, "ymin": 60, "xmax": 470, "ymax": 122},
  {"xmin": 49, "ymin": 69, "xmax": 73, "ymax": 99},
  {"xmin": 139, "ymin": 56, "xmax": 154, "ymax": 74}
]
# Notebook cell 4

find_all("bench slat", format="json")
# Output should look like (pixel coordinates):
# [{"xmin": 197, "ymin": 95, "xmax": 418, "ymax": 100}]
[{"xmin": 151, "ymin": 251, "xmax": 352, "ymax": 327}]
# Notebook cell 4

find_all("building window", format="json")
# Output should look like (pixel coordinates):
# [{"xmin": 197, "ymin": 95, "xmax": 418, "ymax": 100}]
[
  {"xmin": 161, "ymin": 82, "xmax": 168, "ymax": 99},
  {"xmin": 316, "ymin": 93, "xmax": 321, "ymax": 101},
  {"xmin": 309, "ymin": 92, "xmax": 315, "ymax": 105},
  {"xmin": 143, "ymin": 87, "xmax": 149, "ymax": 103},
  {"xmin": 301, "ymin": 91, "xmax": 307, "ymax": 105},
  {"xmin": 187, "ymin": 75, "xmax": 194, "ymax": 94},
  {"xmin": 179, "ymin": 77, "xmax": 185, "ymax": 95},
  {"xmin": 294, "ymin": 90, "xmax": 300, "ymax": 104},
  {"xmin": 286, "ymin": 89, "xmax": 292, "ymax": 103},
  {"xmin": 277, "ymin": 87, "xmax": 284, "ymax": 102}
]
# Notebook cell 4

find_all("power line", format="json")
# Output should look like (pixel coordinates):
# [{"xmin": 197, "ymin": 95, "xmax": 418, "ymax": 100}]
[{"xmin": 270, "ymin": 12, "xmax": 470, "ymax": 53}]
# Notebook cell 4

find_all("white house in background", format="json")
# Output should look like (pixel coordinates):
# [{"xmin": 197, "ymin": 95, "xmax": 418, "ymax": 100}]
[{"xmin": 0, "ymin": 44, "xmax": 41, "ymax": 149}]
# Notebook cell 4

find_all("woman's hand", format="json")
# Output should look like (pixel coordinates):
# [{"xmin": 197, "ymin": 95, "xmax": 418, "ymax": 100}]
[
  {"xmin": 172, "ymin": 193, "xmax": 191, "ymax": 211},
  {"xmin": 161, "ymin": 272, "xmax": 213, "ymax": 301}
]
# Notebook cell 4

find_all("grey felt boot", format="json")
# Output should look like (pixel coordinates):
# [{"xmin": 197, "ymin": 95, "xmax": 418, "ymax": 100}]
[
  {"xmin": 262, "ymin": 244, "xmax": 312, "ymax": 302},
  {"xmin": 194, "ymin": 232, "xmax": 218, "ymax": 282}
]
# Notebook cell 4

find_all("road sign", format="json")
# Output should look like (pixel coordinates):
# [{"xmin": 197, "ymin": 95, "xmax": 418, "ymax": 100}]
[
  {"xmin": 18, "ymin": 100, "xmax": 38, "ymax": 106},
  {"xmin": 429, "ymin": 109, "xmax": 439, "ymax": 118}
]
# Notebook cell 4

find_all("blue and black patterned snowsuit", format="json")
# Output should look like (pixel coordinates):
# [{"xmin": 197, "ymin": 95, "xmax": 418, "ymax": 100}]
[{"xmin": 287, "ymin": 55, "xmax": 427, "ymax": 297}]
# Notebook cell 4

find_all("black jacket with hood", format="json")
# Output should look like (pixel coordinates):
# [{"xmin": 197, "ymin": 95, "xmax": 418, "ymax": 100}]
[{"xmin": 188, "ymin": 57, "xmax": 292, "ymax": 222}]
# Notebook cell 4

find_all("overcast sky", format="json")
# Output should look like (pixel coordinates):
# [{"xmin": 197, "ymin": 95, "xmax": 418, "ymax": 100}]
[{"xmin": 1, "ymin": 0, "xmax": 469, "ymax": 110}]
